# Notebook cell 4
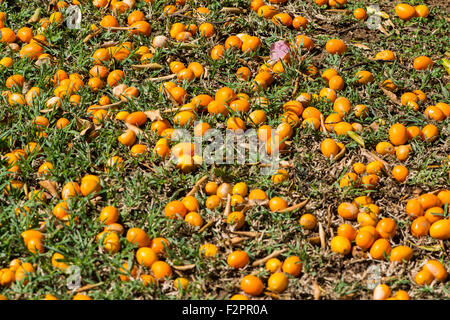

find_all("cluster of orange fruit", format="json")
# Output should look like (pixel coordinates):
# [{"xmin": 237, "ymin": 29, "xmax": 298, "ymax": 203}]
[
  {"xmin": 168, "ymin": 21, "xmax": 212, "ymax": 42},
  {"xmin": 164, "ymin": 195, "xmax": 203, "ymax": 226},
  {"xmin": 20, "ymin": 229, "xmax": 45, "ymax": 254},
  {"xmin": 52, "ymin": 177, "xmax": 102, "ymax": 223},
  {"xmin": 415, "ymin": 260, "xmax": 447, "ymax": 286},
  {"xmin": 211, "ymin": 33, "xmax": 262, "ymax": 61},
  {"xmin": 2, "ymin": 143, "xmax": 42, "ymax": 176},
  {"xmin": 353, "ymin": 3, "xmax": 430, "ymax": 22},
  {"xmin": 159, "ymin": 2, "xmax": 211, "ymax": 18},
  {"xmin": 250, "ymin": 0, "xmax": 309, "ymax": 29},
  {"xmin": 406, "ymin": 191, "xmax": 450, "ymax": 240},
  {"xmin": 331, "ymin": 196, "xmax": 414, "ymax": 262},
  {"xmin": 159, "ymin": 180, "xmax": 300, "ymax": 234},
  {"xmin": 374, "ymin": 261, "xmax": 447, "ymax": 299},
  {"xmin": 395, "ymin": 3, "xmax": 430, "ymax": 20},
  {"xmin": 399, "ymin": 90, "xmax": 449, "ymax": 119},
  {"xmin": 206, "ymin": 181, "xmax": 288, "ymax": 228},
  {"xmin": 96, "ymin": 8, "xmax": 151, "ymax": 35},
  {"xmin": 338, "ymin": 160, "xmax": 385, "ymax": 189},
  {"xmin": 96, "ymin": 224, "xmax": 173, "ymax": 284},
  {"xmin": 232, "ymin": 255, "xmax": 303, "ymax": 298},
  {"xmin": 0, "ymin": 0, "xmax": 447, "ymax": 301},
  {"xmin": 387, "ymin": 121, "xmax": 439, "ymax": 156},
  {"xmin": 148, "ymin": 85, "xmax": 298, "ymax": 163},
  {"xmin": 0, "ymin": 259, "xmax": 36, "ymax": 289},
  {"xmin": 169, "ymin": 60, "xmax": 205, "ymax": 82},
  {"xmin": 3, "ymin": 74, "xmax": 43, "ymax": 108},
  {"xmin": 372, "ymin": 284, "xmax": 410, "ymax": 300},
  {"xmin": 314, "ymin": 0, "xmax": 348, "ymax": 8},
  {"xmin": 0, "ymin": 18, "xmax": 46, "ymax": 62}
]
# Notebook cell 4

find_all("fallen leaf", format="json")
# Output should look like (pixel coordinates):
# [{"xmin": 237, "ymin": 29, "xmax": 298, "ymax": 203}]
[
  {"xmin": 313, "ymin": 282, "xmax": 321, "ymax": 300},
  {"xmin": 39, "ymin": 180, "xmax": 60, "ymax": 199},
  {"xmin": 279, "ymin": 199, "xmax": 309, "ymax": 213},
  {"xmin": 318, "ymin": 222, "xmax": 326, "ymax": 250},
  {"xmin": 407, "ymin": 240, "xmax": 442, "ymax": 252},
  {"xmin": 144, "ymin": 110, "xmax": 163, "ymax": 121},
  {"xmin": 223, "ymin": 194, "xmax": 231, "ymax": 217},
  {"xmin": 219, "ymin": 7, "xmax": 244, "ymax": 14},
  {"xmin": 131, "ymin": 63, "xmax": 163, "ymax": 70},
  {"xmin": 326, "ymin": 9, "xmax": 351, "ymax": 14},
  {"xmin": 99, "ymin": 40, "xmax": 118, "ymax": 48},
  {"xmin": 172, "ymin": 264, "xmax": 196, "ymax": 271},
  {"xmin": 252, "ymin": 249, "xmax": 287, "ymax": 267},
  {"xmin": 442, "ymin": 58, "xmax": 450, "ymax": 75},
  {"xmin": 71, "ymin": 282, "xmax": 104, "ymax": 294},
  {"xmin": 369, "ymin": 121, "xmax": 380, "ymax": 131},
  {"xmin": 76, "ymin": 118, "xmax": 94, "ymax": 136},
  {"xmin": 351, "ymin": 43, "xmax": 371, "ymax": 50},
  {"xmin": 125, "ymin": 123, "xmax": 143, "ymax": 135},
  {"xmin": 360, "ymin": 149, "xmax": 391, "ymax": 174},
  {"xmin": 347, "ymin": 131, "xmax": 365, "ymax": 148},
  {"xmin": 380, "ymin": 87, "xmax": 401, "ymax": 105},
  {"xmin": 28, "ymin": 7, "xmax": 41, "ymax": 23},
  {"xmin": 378, "ymin": 24, "xmax": 390, "ymax": 36},
  {"xmin": 334, "ymin": 145, "xmax": 346, "ymax": 161},
  {"xmin": 197, "ymin": 220, "xmax": 214, "ymax": 234},
  {"xmin": 379, "ymin": 11, "xmax": 390, "ymax": 19}
]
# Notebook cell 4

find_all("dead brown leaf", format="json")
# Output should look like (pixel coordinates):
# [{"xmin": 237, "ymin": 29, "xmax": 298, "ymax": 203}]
[
  {"xmin": 351, "ymin": 43, "xmax": 371, "ymax": 50},
  {"xmin": 144, "ymin": 109, "xmax": 163, "ymax": 121},
  {"xmin": 76, "ymin": 118, "xmax": 94, "ymax": 136},
  {"xmin": 380, "ymin": 87, "xmax": 401, "ymax": 105},
  {"xmin": 39, "ymin": 180, "xmax": 59, "ymax": 199},
  {"xmin": 131, "ymin": 63, "xmax": 163, "ymax": 70},
  {"xmin": 279, "ymin": 199, "xmax": 309, "ymax": 213},
  {"xmin": 125, "ymin": 123, "xmax": 143, "ymax": 135},
  {"xmin": 252, "ymin": 249, "xmax": 287, "ymax": 267}
]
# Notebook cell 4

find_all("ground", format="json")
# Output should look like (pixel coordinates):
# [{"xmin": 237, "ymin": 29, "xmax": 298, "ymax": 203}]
[{"xmin": 0, "ymin": 0, "xmax": 449, "ymax": 300}]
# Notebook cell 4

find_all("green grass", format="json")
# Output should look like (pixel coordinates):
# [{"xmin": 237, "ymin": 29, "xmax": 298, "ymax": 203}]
[{"xmin": 0, "ymin": 0, "xmax": 448, "ymax": 300}]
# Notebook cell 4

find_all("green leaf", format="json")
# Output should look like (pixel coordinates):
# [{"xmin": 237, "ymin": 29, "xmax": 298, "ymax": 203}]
[
  {"xmin": 407, "ymin": 240, "xmax": 442, "ymax": 252},
  {"xmin": 442, "ymin": 58, "xmax": 450, "ymax": 76},
  {"xmin": 347, "ymin": 131, "xmax": 365, "ymax": 148}
]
